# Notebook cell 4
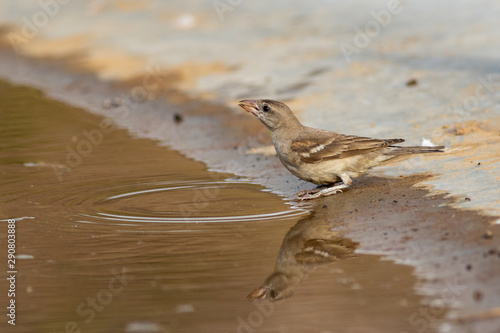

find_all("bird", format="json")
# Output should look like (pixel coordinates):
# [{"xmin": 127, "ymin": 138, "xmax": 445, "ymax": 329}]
[
  {"xmin": 238, "ymin": 99, "xmax": 445, "ymax": 200},
  {"xmin": 248, "ymin": 211, "xmax": 358, "ymax": 302}
]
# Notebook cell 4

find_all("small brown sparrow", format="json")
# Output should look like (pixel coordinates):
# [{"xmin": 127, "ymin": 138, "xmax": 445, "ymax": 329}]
[{"xmin": 238, "ymin": 99, "xmax": 444, "ymax": 200}]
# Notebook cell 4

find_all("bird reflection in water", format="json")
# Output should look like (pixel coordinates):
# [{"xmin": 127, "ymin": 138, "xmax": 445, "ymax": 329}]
[{"xmin": 248, "ymin": 213, "xmax": 358, "ymax": 301}]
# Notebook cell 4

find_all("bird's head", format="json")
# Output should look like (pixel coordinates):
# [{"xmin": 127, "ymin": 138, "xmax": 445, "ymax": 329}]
[
  {"xmin": 238, "ymin": 99, "xmax": 300, "ymax": 132},
  {"xmin": 247, "ymin": 271, "xmax": 297, "ymax": 302}
]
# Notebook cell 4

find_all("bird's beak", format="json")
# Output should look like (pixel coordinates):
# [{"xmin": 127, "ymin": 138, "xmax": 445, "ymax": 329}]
[
  {"xmin": 247, "ymin": 286, "xmax": 267, "ymax": 300},
  {"xmin": 238, "ymin": 100, "xmax": 260, "ymax": 116}
]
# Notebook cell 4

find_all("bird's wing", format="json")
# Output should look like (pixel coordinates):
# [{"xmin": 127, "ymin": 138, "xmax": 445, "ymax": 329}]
[{"xmin": 291, "ymin": 132, "xmax": 404, "ymax": 163}]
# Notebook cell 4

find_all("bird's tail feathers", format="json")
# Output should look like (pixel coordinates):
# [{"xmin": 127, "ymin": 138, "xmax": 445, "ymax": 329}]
[{"xmin": 388, "ymin": 145, "xmax": 445, "ymax": 155}]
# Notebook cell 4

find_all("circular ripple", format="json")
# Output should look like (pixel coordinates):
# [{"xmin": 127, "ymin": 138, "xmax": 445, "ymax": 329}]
[{"xmin": 77, "ymin": 180, "xmax": 306, "ymax": 225}]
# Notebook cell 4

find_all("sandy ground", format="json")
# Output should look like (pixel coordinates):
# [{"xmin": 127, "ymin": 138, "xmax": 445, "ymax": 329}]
[{"xmin": 0, "ymin": 1, "xmax": 500, "ymax": 332}]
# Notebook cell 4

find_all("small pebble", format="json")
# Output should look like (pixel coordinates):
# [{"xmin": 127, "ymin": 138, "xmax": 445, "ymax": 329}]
[
  {"xmin": 173, "ymin": 113, "xmax": 183, "ymax": 123},
  {"xmin": 102, "ymin": 98, "xmax": 122, "ymax": 109},
  {"xmin": 111, "ymin": 98, "xmax": 122, "ymax": 107},
  {"xmin": 482, "ymin": 230, "xmax": 493, "ymax": 239},
  {"xmin": 466, "ymin": 264, "xmax": 472, "ymax": 271},
  {"xmin": 473, "ymin": 290, "xmax": 483, "ymax": 301},
  {"xmin": 406, "ymin": 78, "xmax": 418, "ymax": 87}
]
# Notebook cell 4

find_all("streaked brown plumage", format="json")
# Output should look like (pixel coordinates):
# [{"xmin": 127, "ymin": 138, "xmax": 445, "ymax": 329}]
[{"xmin": 238, "ymin": 99, "xmax": 445, "ymax": 200}]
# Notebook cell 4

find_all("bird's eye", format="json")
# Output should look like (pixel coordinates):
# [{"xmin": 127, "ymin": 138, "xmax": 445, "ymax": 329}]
[{"xmin": 262, "ymin": 105, "xmax": 270, "ymax": 112}]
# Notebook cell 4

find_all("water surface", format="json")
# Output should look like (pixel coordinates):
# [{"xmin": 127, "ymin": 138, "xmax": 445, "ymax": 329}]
[{"xmin": 0, "ymin": 80, "xmax": 435, "ymax": 332}]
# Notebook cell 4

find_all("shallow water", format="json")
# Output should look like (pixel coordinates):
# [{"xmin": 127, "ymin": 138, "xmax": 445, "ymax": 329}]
[{"xmin": 0, "ymin": 80, "xmax": 437, "ymax": 332}]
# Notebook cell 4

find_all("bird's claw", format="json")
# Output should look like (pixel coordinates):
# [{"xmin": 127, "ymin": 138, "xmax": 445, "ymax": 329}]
[
  {"xmin": 293, "ymin": 183, "xmax": 348, "ymax": 201},
  {"xmin": 294, "ymin": 189, "xmax": 343, "ymax": 201}
]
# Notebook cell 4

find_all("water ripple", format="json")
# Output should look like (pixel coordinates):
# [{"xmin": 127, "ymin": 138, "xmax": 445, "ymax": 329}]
[{"xmin": 76, "ymin": 179, "xmax": 306, "ymax": 225}]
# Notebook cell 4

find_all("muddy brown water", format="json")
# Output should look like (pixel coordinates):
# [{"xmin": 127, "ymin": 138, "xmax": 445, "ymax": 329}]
[{"xmin": 0, "ymin": 80, "xmax": 436, "ymax": 332}]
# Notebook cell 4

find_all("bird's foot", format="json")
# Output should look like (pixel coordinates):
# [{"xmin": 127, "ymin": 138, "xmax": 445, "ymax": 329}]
[{"xmin": 294, "ymin": 182, "xmax": 348, "ymax": 201}]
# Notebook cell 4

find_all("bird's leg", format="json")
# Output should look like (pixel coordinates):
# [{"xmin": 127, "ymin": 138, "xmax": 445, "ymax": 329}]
[
  {"xmin": 339, "ymin": 173, "xmax": 352, "ymax": 186},
  {"xmin": 294, "ymin": 182, "xmax": 349, "ymax": 201}
]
